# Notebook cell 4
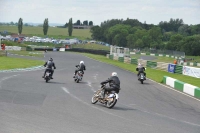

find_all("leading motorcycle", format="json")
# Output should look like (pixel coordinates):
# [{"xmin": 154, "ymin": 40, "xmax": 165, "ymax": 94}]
[
  {"xmin": 74, "ymin": 71, "xmax": 83, "ymax": 83},
  {"xmin": 44, "ymin": 70, "xmax": 52, "ymax": 83},
  {"xmin": 91, "ymin": 84, "xmax": 119, "ymax": 109},
  {"xmin": 138, "ymin": 72, "xmax": 146, "ymax": 84}
]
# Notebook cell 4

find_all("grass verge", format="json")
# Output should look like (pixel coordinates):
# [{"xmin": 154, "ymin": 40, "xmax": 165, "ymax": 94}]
[
  {"xmin": 0, "ymin": 57, "xmax": 44, "ymax": 70},
  {"xmin": 82, "ymin": 53, "xmax": 200, "ymax": 87}
]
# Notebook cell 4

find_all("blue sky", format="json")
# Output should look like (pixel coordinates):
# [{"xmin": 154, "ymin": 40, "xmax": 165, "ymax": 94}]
[{"xmin": 0, "ymin": 0, "xmax": 199, "ymax": 25}]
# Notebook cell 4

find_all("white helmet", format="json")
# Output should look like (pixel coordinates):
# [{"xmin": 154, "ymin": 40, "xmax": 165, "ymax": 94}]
[
  {"xmin": 138, "ymin": 63, "xmax": 141, "ymax": 67},
  {"xmin": 80, "ymin": 61, "xmax": 84, "ymax": 64},
  {"xmin": 111, "ymin": 72, "xmax": 118, "ymax": 77}
]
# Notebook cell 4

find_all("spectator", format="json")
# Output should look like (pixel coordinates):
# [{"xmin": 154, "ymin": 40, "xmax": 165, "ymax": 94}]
[{"xmin": 174, "ymin": 59, "xmax": 177, "ymax": 64}]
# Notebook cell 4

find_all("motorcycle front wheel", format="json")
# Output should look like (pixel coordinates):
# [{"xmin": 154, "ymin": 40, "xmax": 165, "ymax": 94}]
[{"xmin": 91, "ymin": 94, "xmax": 98, "ymax": 104}]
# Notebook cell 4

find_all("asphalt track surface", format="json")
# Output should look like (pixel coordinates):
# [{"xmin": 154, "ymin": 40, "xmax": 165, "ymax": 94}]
[{"xmin": 0, "ymin": 52, "xmax": 200, "ymax": 133}]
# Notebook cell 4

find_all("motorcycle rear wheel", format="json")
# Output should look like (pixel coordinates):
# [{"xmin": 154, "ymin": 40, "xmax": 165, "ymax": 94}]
[
  {"xmin": 45, "ymin": 77, "xmax": 49, "ymax": 83},
  {"xmin": 106, "ymin": 97, "xmax": 117, "ymax": 109}
]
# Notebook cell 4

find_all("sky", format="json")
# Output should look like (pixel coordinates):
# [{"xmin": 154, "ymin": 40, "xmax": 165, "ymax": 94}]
[{"xmin": 0, "ymin": 0, "xmax": 200, "ymax": 26}]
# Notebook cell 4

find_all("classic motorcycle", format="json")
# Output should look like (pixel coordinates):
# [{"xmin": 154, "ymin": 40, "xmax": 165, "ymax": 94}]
[
  {"xmin": 74, "ymin": 71, "xmax": 83, "ymax": 83},
  {"xmin": 91, "ymin": 84, "xmax": 119, "ymax": 109},
  {"xmin": 44, "ymin": 70, "xmax": 52, "ymax": 83},
  {"xmin": 138, "ymin": 72, "xmax": 146, "ymax": 84}
]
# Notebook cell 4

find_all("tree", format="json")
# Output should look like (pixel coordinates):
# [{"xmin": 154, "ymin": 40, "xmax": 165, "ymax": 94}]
[
  {"xmin": 178, "ymin": 24, "xmax": 190, "ymax": 36},
  {"xmin": 166, "ymin": 34, "xmax": 183, "ymax": 51},
  {"xmin": 76, "ymin": 20, "xmax": 81, "ymax": 25},
  {"xmin": 83, "ymin": 20, "xmax": 88, "ymax": 25},
  {"xmin": 64, "ymin": 22, "xmax": 68, "ymax": 28},
  {"xmin": 18, "ymin": 18, "xmax": 23, "ymax": 34},
  {"xmin": 43, "ymin": 18, "xmax": 49, "ymax": 35},
  {"xmin": 182, "ymin": 35, "xmax": 200, "ymax": 56},
  {"xmin": 107, "ymin": 24, "xmax": 130, "ymax": 46},
  {"xmin": 89, "ymin": 21, "xmax": 93, "ymax": 26},
  {"xmin": 68, "ymin": 18, "xmax": 73, "ymax": 36},
  {"xmin": 90, "ymin": 26, "xmax": 103, "ymax": 40},
  {"xmin": 149, "ymin": 27, "xmax": 163, "ymax": 48}
]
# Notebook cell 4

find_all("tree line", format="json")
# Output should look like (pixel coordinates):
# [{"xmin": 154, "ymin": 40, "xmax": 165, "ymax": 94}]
[
  {"xmin": 90, "ymin": 18, "xmax": 200, "ymax": 56},
  {"xmin": 2, "ymin": 18, "xmax": 93, "ymax": 37},
  {"xmin": 7, "ymin": 18, "xmax": 75, "ymax": 37},
  {"xmin": 62, "ymin": 20, "xmax": 93, "ymax": 28}
]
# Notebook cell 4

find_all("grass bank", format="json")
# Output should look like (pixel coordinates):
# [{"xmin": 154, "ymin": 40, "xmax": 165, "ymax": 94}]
[
  {"xmin": 0, "ymin": 57, "xmax": 44, "ymax": 70},
  {"xmin": 0, "ymin": 25, "xmax": 92, "ymax": 40},
  {"xmin": 82, "ymin": 53, "xmax": 200, "ymax": 87}
]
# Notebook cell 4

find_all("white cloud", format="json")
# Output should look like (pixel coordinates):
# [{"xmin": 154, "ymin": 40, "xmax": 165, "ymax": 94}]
[{"xmin": 0, "ymin": 0, "xmax": 199, "ymax": 25}]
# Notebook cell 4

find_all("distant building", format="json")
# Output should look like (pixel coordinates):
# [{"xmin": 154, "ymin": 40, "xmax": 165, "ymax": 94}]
[{"xmin": 73, "ymin": 25, "xmax": 93, "ymax": 29}]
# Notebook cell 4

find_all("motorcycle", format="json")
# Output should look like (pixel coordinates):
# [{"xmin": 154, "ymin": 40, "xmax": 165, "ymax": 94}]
[
  {"xmin": 138, "ymin": 72, "xmax": 146, "ymax": 84},
  {"xmin": 74, "ymin": 71, "xmax": 83, "ymax": 83},
  {"xmin": 91, "ymin": 84, "xmax": 119, "ymax": 109},
  {"xmin": 44, "ymin": 70, "xmax": 52, "ymax": 83}
]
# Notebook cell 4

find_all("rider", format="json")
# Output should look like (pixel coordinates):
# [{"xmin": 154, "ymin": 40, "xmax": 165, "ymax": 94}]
[
  {"xmin": 100, "ymin": 72, "xmax": 120, "ymax": 99},
  {"xmin": 136, "ymin": 63, "xmax": 146, "ymax": 79},
  {"xmin": 42, "ymin": 58, "xmax": 56, "ymax": 79},
  {"xmin": 73, "ymin": 61, "xmax": 86, "ymax": 78}
]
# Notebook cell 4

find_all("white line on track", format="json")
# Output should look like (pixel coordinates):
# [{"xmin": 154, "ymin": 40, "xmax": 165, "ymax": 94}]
[
  {"xmin": 61, "ymin": 87, "xmax": 152, "ymax": 127},
  {"xmin": 86, "ymin": 81, "xmax": 95, "ymax": 92},
  {"xmin": 85, "ymin": 56, "xmax": 200, "ymax": 102},
  {"xmin": 62, "ymin": 87, "xmax": 70, "ymax": 93}
]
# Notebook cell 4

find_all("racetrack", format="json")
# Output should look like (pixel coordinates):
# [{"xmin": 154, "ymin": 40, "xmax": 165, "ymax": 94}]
[{"xmin": 0, "ymin": 52, "xmax": 200, "ymax": 133}]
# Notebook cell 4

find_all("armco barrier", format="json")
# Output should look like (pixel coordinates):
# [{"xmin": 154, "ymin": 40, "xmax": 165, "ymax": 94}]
[
  {"xmin": 118, "ymin": 57, "xmax": 124, "ymax": 62},
  {"xmin": 174, "ymin": 65, "xmax": 183, "ymax": 74},
  {"xmin": 34, "ymin": 48, "xmax": 109, "ymax": 55},
  {"xmin": 163, "ymin": 76, "xmax": 200, "ymax": 99},
  {"xmin": 146, "ymin": 61, "xmax": 157, "ymax": 68},
  {"xmin": 109, "ymin": 55, "xmax": 113, "ymax": 60},
  {"xmin": 131, "ymin": 58, "xmax": 138, "ymax": 65}
]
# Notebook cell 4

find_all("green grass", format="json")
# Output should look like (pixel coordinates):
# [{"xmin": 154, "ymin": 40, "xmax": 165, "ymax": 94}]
[
  {"xmin": 8, "ymin": 51, "xmax": 44, "ymax": 57},
  {"xmin": 72, "ymin": 43, "xmax": 110, "ymax": 51},
  {"xmin": 82, "ymin": 53, "xmax": 200, "ymax": 88},
  {"xmin": 0, "ymin": 25, "xmax": 92, "ymax": 40},
  {"xmin": 0, "ymin": 57, "xmax": 44, "ymax": 70}
]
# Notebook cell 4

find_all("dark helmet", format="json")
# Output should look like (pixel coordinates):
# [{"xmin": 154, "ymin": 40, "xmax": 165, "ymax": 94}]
[{"xmin": 49, "ymin": 58, "xmax": 53, "ymax": 61}]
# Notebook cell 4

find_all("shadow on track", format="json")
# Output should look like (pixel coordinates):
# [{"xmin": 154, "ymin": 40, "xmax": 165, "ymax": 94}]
[
  {"xmin": 93, "ymin": 103, "xmax": 136, "ymax": 111},
  {"xmin": 41, "ymin": 81, "xmax": 66, "ymax": 84}
]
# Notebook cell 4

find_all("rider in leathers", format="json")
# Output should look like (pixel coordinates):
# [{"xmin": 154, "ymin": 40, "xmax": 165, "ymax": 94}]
[
  {"xmin": 73, "ymin": 61, "xmax": 86, "ymax": 78},
  {"xmin": 42, "ymin": 58, "xmax": 56, "ymax": 79},
  {"xmin": 100, "ymin": 72, "xmax": 120, "ymax": 99},
  {"xmin": 136, "ymin": 63, "xmax": 146, "ymax": 79}
]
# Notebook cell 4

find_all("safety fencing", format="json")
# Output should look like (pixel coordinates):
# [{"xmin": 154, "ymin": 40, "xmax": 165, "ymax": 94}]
[
  {"xmin": 106, "ymin": 54, "xmax": 200, "ymax": 78},
  {"xmin": 130, "ymin": 52, "xmax": 200, "ymax": 67}
]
